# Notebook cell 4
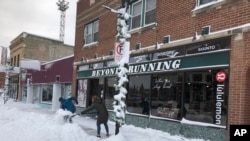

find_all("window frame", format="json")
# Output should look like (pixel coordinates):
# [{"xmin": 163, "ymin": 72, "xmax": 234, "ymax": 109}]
[
  {"xmin": 131, "ymin": 0, "xmax": 143, "ymax": 29},
  {"xmin": 195, "ymin": 0, "xmax": 224, "ymax": 9},
  {"xmin": 196, "ymin": 0, "xmax": 217, "ymax": 7},
  {"xmin": 144, "ymin": 0, "xmax": 156, "ymax": 26},
  {"xmin": 41, "ymin": 84, "xmax": 53, "ymax": 103},
  {"xmin": 84, "ymin": 20, "xmax": 99, "ymax": 46},
  {"xmin": 129, "ymin": 0, "xmax": 156, "ymax": 30},
  {"xmin": 192, "ymin": 0, "xmax": 224, "ymax": 15}
]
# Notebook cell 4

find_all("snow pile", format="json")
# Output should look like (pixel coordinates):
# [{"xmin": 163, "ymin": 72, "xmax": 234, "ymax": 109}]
[
  {"xmin": 0, "ymin": 99, "xmax": 206, "ymax": 141},
  {"xmin": 0, "ymin": 103, "xmax": 89, "ymax": 141}
]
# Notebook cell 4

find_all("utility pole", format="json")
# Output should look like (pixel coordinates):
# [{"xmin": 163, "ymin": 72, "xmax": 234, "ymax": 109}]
[
  {"xmin": 57, "ymin": 0, "xmax": 69, "ymax": 42},
  {"xmin": 103, "ymin": 0, "xmax": 130, "ymax": 135}
]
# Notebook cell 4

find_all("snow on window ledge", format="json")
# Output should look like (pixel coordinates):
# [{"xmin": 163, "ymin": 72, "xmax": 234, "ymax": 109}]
[
  {"xmin": 181, "ymin": 118, "xmax": 226, "ymax": 129},
  {"xmin": 129, "ymin": 22, "xmax": 157, "ymax": 34},
  {"xmin": 83, "ymin": 42, "xmax": 98, "ymax": 48},
  {"xmin": 191, "ymin": 0, "xmax": 225, "ymax": 12}
]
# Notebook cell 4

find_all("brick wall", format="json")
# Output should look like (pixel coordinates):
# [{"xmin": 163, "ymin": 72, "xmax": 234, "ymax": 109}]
[
  {"xmin": 75, "ymin": 0, "xmax": 250, "ymax": 60},
  {"xmin": 74, "ymin": 0, "xmax": 250, "ymax": 139},
  {"xmin": 0, "ymin": 72, "xmax": 5, "ymax": 88},
  {"xmin": 25, "ymin": 35, "xmax": 73, "ymax": 62},
  {"xmin": 227, "ymin": 29, "xmax": 250, "ymax": 140}
]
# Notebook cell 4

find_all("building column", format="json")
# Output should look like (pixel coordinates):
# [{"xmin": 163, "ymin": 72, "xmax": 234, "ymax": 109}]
[
  {"xmin": 17, "ymin": 77, "xmax": 22, "ymax": 101},
  {"xmin": 26, "ymin": 82, "xmax": 33, "ymax": 103},
  {"xmin": 51, "ymin": 83, "xmax": 61, "ymax": 111}
]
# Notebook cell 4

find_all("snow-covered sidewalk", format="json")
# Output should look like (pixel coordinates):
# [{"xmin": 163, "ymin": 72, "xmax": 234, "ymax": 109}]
[{"xmin": 0, "ymin": 99, "xmax": 205, "ymax": 141}]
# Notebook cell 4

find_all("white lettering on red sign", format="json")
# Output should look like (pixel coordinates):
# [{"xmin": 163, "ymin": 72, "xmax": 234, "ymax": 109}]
[{"xmin": 216, "ymin": 71, "xmax": 226, "ymax": 83}]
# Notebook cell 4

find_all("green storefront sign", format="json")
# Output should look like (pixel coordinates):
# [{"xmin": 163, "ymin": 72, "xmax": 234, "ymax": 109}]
[{"xmin": 77, "ymin": 51, "xmax": 229, "ymax": 78}]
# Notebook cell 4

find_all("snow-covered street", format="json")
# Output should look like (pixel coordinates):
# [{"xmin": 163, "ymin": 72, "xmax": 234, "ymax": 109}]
[{"xmin": 0, "ymin": 98, "xmax": 205, "ymax": 141}]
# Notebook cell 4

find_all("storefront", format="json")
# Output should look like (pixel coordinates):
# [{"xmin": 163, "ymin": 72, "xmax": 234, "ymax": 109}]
[
  {"xmin": 19, "ymin": 55, "xmax": 74, "ymax": 110},
  {"xmin": 77, "ymin": 37, "xmax": 230, "ymax": 128}
]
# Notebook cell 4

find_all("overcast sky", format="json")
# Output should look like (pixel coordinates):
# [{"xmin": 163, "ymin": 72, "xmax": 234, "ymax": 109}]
[{"xmin": 0, "ymin": 0, "xmax": 78, "ymax": 48}]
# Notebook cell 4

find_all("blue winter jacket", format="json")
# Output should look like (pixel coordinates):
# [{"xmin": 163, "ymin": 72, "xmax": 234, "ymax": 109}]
[{"xmin": 60, "ymin": 97, "xmax": 78, "ymax": 113}]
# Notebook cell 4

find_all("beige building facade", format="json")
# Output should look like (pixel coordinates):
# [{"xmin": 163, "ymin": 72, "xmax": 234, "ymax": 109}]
[{"xmin": 9, "ymin": 32, "xmax": 74, "ymax": 101}]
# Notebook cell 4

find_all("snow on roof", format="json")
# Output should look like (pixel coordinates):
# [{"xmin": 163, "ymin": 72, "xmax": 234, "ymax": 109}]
[
  {"xmin": 20, "ymin": 59, "xmax": 41, "ymax": 71},
  {"xmin": 11, "ymin": 32, "xmax": 74, "ymax": 47},
  {"xmin": 42, "ymin": 54, "xmax": 74, "ymax": 65}
]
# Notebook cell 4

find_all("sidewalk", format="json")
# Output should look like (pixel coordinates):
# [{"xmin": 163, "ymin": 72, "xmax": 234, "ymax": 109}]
[
  {"xmin": 72, "ymin": 115, "xmax": 188, "ymax": 141},
  {"xmin": 0, "ymin": 99, "xmax": 205, "ymax": 141}
]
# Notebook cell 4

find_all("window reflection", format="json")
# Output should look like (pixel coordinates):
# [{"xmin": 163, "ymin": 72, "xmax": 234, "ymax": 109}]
[
  {"xmin": 127, "ymin": 75, "xmax": 151, "ymax": 114},
  {"xmin": 105, "ymin": 77, "xmax": 116, "ymax": 109},
  {"xmin": 42, "ymin": 85, "xmax": 53, "ymax": 102},
  {"xmin": 184, "ymin": 70, "xmax": 228, "ymax": 125},
  {"xmin": 151, "ymin": 73, "xmax": 182, "ymax": 119},
  {"xmin": 103, "ymin": 69, "xmax": 228, "ymax": 125}
]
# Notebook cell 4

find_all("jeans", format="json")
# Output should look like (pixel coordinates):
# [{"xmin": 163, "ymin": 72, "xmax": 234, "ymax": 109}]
[{"xmin": 97, "ymin": 122, "xmax": 109, "ymax": 135}]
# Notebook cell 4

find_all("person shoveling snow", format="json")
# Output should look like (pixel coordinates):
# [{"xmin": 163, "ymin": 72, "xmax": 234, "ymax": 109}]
[{"xmin": 59, "ymin": 96, "xmax": 78, "ymax": 123}]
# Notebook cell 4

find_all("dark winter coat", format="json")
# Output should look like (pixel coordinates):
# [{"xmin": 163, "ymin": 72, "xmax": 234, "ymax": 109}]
[
  {"xmin": 60, "ymin": 97, "xmax": 78, "ymax": 113},
  {"xmin": 81, "ymin": 99, "xmax": 108, "ymax": 124}
]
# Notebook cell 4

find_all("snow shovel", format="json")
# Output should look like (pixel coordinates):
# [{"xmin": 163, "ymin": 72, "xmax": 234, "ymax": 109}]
[{"xmin": 63, "ymin": 113, "xmax": 79, "ymax": 123}]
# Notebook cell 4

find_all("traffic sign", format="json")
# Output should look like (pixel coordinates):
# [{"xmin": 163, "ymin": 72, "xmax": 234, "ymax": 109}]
[{"xmin": 114, "ymin": 42, "xmax": 123, "ymax": 62}]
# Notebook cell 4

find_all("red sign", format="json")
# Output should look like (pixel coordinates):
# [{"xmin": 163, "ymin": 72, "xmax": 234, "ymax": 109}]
[
  {"xmin": 216, "ymin": 71, "xmax": 226, "ymax": 83},
  {"xmin": 114, "ymin": 42, "xmax": 123, "ymax": 62}
]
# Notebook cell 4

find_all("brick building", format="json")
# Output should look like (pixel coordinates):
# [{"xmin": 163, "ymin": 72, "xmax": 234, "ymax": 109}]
[
  {"xmin": 73, "ymin": 0, "xmax": 250, "ymax": 140},
  {"xmin": 9, "ymin": 32, "xmax": 74, "ymax": 101}
]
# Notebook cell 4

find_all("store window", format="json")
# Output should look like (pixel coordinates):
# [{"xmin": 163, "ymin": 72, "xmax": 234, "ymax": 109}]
[
  {"xmin": 77, "ymin": 79, "xmax": 88, "ymax": 107},
  {"xmin": 151, "ymin": 73, "xmax": 182, "ymax": 119},
  {"xmin": 127, "ymin": 75, "xmax": 151, "ymax": 114},
  {"xmin": 42, "ymin": 85, "xmax": 53, "ymax": 102},
  {"xmin": 184, "ymin": 69, "xmax": 228, "ymax": 125},
  {"xmin": 105, "ymin": 77, "xmax": 116, "ymax": 110}
]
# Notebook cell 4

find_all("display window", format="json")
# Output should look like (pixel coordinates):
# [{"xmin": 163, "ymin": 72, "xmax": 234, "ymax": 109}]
[
  {"xmin": 41, "ymin": 85, "xmax": 53, "ymax": 102},
  {"xmin": 105, "ymin": 77, "xmax": 116, "ymax": 109},
  {"xmin": 184, "ymin": 69, "xmax": 228, "ymax": 125},
  {"xmin": 77, "ymin": 79, "xmax": 88, "ymax": 107},
  {"xmin": 151, "ymin": 73, "xmax": 182, "ymax": 119},
  {"xmin": 100, "ymin": 66, "xmax": 228, "ymax": 125},
  {"xmin": 127, "ymin": 75, "xmax": 151, "ymax": 114}
]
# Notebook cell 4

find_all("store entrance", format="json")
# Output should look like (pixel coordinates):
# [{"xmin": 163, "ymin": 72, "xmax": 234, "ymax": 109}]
[{"xmin": 88, "ymin": 79, "xmax": 99, "ymax": 106}]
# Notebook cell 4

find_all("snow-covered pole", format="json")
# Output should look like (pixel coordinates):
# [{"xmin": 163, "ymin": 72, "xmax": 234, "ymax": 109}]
[
  {"xmin": 3, "ymin": 61, "xmax": 10, "ymax": 104},
  {"xmin": 103, "ymin": 0, "xmax": 130, "ymax": 135}
]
